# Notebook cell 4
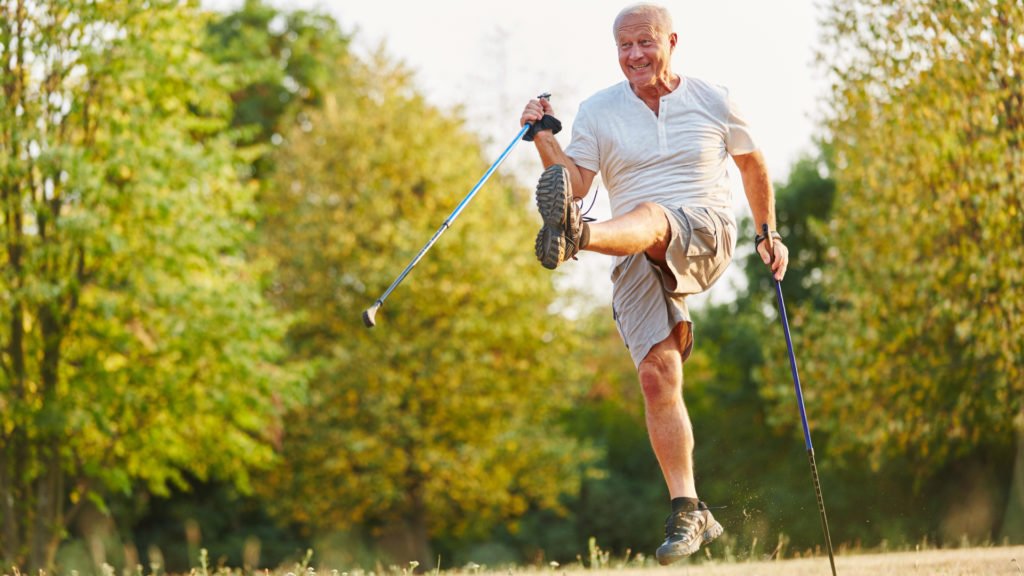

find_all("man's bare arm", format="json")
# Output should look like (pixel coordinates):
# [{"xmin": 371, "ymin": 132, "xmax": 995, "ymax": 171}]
[
  {"xmin": 733, "ymin": 150, "xmax": 774, "ymax": 230},
  {"xmin": 520, "ymin": 98, "xmax": 596, "ymax": 198},
  {"xmin": 733, "ymin": 150, "xmax": 788, "ymax": 280},
  {"xmin": 530, "ymin": 131, "xmax": 596, "ymax": 199}
]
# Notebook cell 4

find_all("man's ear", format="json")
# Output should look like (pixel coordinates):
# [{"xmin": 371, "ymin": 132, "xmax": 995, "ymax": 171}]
[{"xmin": 669, "ymin": 32, "xmax": 678, "ymax": 49}]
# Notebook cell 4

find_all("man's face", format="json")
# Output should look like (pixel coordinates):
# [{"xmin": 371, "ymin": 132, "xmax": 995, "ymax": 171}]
[{"xmin": 614, "ymin": 12, "xmax": 676, "ymax": 88}]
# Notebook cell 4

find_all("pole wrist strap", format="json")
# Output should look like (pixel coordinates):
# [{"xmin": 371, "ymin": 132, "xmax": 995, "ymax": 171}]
[{"xmin": 523, "ymin": 114, "xmax": 562, "ymax": 141}]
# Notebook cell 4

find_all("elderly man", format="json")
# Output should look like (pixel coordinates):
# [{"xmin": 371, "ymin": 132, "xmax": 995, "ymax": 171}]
[{"xmin": 520, "ymin": 2, "xmax": 789, "ymax": 565}]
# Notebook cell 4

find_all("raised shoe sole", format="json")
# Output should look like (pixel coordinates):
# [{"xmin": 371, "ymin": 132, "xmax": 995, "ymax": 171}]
[{"xmin": 534, "ymin": 164, "xmax": 571, "ymax": 269}]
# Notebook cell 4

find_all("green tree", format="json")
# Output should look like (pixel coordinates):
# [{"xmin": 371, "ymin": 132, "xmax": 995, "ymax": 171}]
[
  {"xmin": 807, "ymin": 0, "xmax": 1023, "ymax": 470},
  {"xmin": 255, "ymin": 43, "xmax": 595, "ymax": 566},
  {"xmin": 118, "ymin": 5, "xmax": 357, "ymax": 569},
  {"xmin": 0, "ymin": 1, "xmax": 299, "ymax": 569},
  {"xmin": 773, "ymin": 0, "xmax": 1024, "ymax": 541},
  {"xmin": 203, "ymin": 0, "xmax": 351, "ymax": 175}
]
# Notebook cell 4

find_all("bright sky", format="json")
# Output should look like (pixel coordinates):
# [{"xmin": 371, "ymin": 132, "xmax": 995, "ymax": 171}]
[
  {"xmin": 205, "ymin": 0, "xmax": 829, "ymax": 305},
  {"xmin": 334, "ymin": 1, "xmax": 825, "ymax": 175}
]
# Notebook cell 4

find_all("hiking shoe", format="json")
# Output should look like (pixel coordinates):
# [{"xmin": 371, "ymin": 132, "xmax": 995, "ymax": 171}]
[
  {"xmin": 655, "ymin": 501, "xmax": 724, "ymax": 565},
  {"xmin": 534, "ymin": 164, "xmax": 582, "ymax": 269}
]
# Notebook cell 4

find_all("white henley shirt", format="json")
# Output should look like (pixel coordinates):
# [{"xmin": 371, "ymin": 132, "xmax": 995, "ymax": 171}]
[{"xmin": 564, "ymin": 77, "xmax": 757, "ymax": 229}]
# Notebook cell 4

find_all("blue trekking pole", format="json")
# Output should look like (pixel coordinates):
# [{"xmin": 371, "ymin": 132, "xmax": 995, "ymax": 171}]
[
  {"xmin": 764, "ymin": 224, "xmax": 838, "ymax": 575},
  {"xmin": 362, "ymin": 93, "xmax": 549, "ymax": 328}
]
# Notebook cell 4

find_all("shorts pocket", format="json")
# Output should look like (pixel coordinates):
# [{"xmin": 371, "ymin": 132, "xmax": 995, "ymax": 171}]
[{"xmin": 682, "ymin": 207, "xmax": 719, "ymax": 259}]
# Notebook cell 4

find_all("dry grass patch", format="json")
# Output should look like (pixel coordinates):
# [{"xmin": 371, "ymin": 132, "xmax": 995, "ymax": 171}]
[{"xmin": 513, "ymin": 546, "xmax": 1024, "ymax": 576}]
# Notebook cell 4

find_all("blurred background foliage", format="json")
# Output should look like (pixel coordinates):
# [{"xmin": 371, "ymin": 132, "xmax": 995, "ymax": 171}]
[{"xmin": 0, "ymin": 0, "xmax": 1021, "ymax": 573}]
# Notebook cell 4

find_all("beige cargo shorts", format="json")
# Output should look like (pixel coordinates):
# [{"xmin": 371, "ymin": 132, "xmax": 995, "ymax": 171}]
[{"xmin": 610, "ymin": 205, "xmax": 735, "ymax": 368}]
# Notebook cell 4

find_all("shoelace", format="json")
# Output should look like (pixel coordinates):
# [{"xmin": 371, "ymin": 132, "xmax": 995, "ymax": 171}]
[
  {"xmin": 578, "ymin": 186, "xmax": 599, "ymax": 223},
  {"xmin": 664, "ymin": 509, "xmax": 704, "ymax": 539},
  {"xmin": 565, "ymin": 187, "xmax": 600, "ymax": 259}
]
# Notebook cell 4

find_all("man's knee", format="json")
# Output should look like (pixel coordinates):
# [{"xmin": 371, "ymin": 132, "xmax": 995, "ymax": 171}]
[
  {"xmin": 633, "ymin": 202, "xmax": 671, "ymax": 262},
  {"xmin": 635, "ymin": 201, "xmax": 670, "ymax": 237},
  {"xmin": 637, "ymin": 323, "xmax": 693, "ymax": 404},
  {"xmin": 633, "ymin": 201, "xmax": 665, "ymax": 220},
  {"xmin": 638, "ymin": 349, "xmax": 681, "ymax": 406}
]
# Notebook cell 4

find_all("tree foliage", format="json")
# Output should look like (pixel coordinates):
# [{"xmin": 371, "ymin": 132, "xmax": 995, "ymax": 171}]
[
  {"xmin": 0, "ymin": 1, "xmax": 299, "ymax": 569},
  {"xmin": 203, "ymin": 0, "xmax": 351, "ymax": 172},
  {"xmin": 788, "ymin": 0, "xmax": 1024, "ymax": 474},
  {"xmin": 252, "ymin": 32, "xmax": 595, "ymax": 564}
]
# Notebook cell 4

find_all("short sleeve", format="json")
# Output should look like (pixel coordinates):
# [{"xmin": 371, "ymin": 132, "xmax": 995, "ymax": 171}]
[
  {"xmin": 564, "ymin": 102, "xmax": 600, "ymax": 173},
  {"xmin": 724, "ymin": 90, "xmax": 758, "ymax": 156}
]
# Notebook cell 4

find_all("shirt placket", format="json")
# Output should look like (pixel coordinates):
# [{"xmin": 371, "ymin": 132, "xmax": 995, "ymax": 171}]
[{"xmin": 658, "ymin": 97, "xmax": 669, "ymax": 155}]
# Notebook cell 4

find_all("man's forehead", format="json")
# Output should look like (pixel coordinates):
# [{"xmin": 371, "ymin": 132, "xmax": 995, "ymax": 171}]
[
  {"xmin": 614, "ymin": 12, "xmax": 669, "ymax": 38},
  {"xmin": 615, "ymin": 20, "xmax": 664, "ymax": 39}
]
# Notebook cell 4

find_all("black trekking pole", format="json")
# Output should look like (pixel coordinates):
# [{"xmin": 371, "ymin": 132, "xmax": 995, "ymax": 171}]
[
  {"xmin": 362, "ymin": 93, "xmax": 550, "ymax": 328},
  {"xmin": 763, "ymin": 224, "xmax": 838, "ymax": 575}
]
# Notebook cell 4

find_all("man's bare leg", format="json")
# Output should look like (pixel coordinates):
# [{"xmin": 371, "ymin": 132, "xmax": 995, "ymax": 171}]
[
  {"xmin": 585, "ymin": 201, "xmax": 671, "ymax": 259},
  {"xmin": 643, "ymin": 322, "xmax": 724, "ymax": 565},
  {"xmin": 638, "ymin": 321, "xmax": 696, "ymax": 499},
  {"xmin": 579, "ymin": 200, "xmax": 694, "ymax": 490}
]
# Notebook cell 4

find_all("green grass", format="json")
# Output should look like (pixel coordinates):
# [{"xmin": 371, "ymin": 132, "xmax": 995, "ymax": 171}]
[{"xmin": 7, "ymin": 543, "xmax": 1023, "ymax": 576}]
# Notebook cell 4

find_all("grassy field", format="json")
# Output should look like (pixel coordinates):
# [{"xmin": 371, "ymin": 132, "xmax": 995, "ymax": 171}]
[
  {"xmin": 510, "ymin": 546, "xmax": 1024, "ymax": 576},
  {"xmin": 9, "ymin": 547, "xmax": 1023, "ymax": 576}
]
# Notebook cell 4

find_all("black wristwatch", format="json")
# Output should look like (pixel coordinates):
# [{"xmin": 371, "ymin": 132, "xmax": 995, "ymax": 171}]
[{"xmin": 754, "ymin": 229, "xmax": 782, "ymax": 248}]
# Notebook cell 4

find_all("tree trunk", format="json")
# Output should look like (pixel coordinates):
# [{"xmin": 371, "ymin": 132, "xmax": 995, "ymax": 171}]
[
  {"xmin": 377, "ymin": 486, "xmax": 432, "ymax": 569},
  {"xmin": 2, "ymin": 0, "xmax": 29, "ymax": 559},
  {"xmin": 29, "ymin": 305, "xmax": 67, "ymax": 572},
  {"xmin": 30, "ymin": 447, "xmax": 61, "ymax": 571},
  {"xmin": 1002, "ymin": 418, "xmax": 1024, "ymax": 543},
  {"xmin": 0, "ymin": 444, "xmax": 18, "ymax": 562},
  {"xmin": 378, "ymin": 515, "xmax": 432, "ymax": 569},
  {"xmin": 2, "ymin": 249, "xmax": 27, "ymax": 565}
]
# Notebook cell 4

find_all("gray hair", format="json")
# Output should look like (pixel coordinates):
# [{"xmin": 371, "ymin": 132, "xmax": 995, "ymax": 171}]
[{"xmin": 613, "ymin": 3, "xmax": 674, "ymax": 37}]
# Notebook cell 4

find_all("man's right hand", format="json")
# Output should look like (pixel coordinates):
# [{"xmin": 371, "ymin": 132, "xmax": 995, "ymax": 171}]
[
  {"xmin": 520, "ymin": 96, "xmax": 553, "ymax": 128},
  {"xmin": 518, "ymin": 95, "xmax": 596, "ymax": 197}
]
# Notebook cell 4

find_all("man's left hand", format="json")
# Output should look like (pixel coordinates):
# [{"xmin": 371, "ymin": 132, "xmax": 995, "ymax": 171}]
[{"xmin": 758, "ymin": 239, "xmax": 789, "ymax": 281}]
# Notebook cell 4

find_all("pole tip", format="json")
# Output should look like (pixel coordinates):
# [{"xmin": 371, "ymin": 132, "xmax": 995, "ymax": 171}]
[{"xmin": 362, "ymin": 303, "xmax": 380, "ymax": 328}]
